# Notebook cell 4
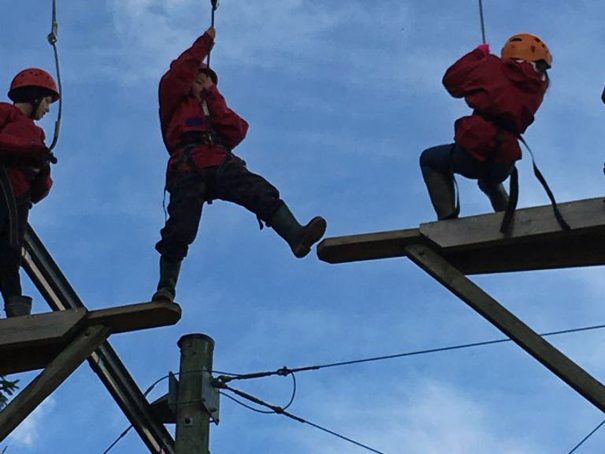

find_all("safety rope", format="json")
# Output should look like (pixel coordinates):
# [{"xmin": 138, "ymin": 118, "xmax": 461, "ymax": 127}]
[
  {"xmin": 478, "ymin": 0, "xmax": 487, "ymax": 43},
  {"xmin": 47, "ymin": 0, "xmax": 63, "ymax": 154},
  {"xmin": 206, "ymin": 0, "xmax": 219, "ymax": 67}
]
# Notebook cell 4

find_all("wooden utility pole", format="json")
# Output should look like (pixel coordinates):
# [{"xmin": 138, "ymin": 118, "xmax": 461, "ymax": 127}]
[{"xmin": 175, "ymin": 334, "xmax": 215, "ymax": 454}]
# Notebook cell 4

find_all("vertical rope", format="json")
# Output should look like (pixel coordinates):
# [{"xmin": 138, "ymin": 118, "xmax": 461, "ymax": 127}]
[
  {"xmin": 206, "ymin": 0, "xmax": 219, "ymax": 67},
  {"xmin": 478, "ymin": 0, "xmax": 487, "ymax": 43},
  {"xmin": 47, "ymin": 0, "xmax": 62, "ymax": 154}
]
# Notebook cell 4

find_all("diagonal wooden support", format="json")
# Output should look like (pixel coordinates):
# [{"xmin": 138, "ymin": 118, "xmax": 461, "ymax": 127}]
[
  {"xmin": 405, "ymin": 243, "xmax": 605, "ymax": 413},
  {"xmin": 22, "ymin": 225, "xmax": 177, "ymax": 454},
  {"xmin": 0, "ymin": 325, "xmax": 111, "ymax": 441}
]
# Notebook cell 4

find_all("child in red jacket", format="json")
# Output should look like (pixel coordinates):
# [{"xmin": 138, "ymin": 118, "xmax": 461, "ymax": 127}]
[
  {"xmin": 0, "ymin": 68, "xmax": 58, "ymax": 317},
  {"xmin": 420, "ymin": 33, "xmax": 551, "ymax": 220},
  {"xmin": 153, "ymin": 27, "xmax": 327, "ymax": 302}
]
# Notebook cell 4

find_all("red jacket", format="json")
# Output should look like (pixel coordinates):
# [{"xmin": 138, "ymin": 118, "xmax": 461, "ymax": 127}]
[
  {"xmin": 0, "ymin": 103, "xmax": 52, "ymax": 202},
  {"xmin": 159, "ymin": 32, "xmax": 249, "ymax": 182},
  {"xmin": 443, "ymin": 48, "xmax": 547, "ymax": 163}
]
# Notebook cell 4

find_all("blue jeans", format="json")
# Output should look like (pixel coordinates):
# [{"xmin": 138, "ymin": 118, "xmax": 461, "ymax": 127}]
[{"xmin": 420, "ymin": 143, "xmax": 513, "ymax": 195}]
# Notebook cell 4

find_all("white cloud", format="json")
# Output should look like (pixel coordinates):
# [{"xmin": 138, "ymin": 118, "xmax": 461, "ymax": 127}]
[{"xmin": 7, "ymin": 396, "xmax": 56, "ymax": 448}]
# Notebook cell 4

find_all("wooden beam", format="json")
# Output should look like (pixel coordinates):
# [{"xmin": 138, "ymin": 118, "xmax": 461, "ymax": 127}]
[
  {"xmin": 317, "ymin": 197, "xmax": 605, "ymax": 274},
  {"xmin": 0, "ymin": 303, "xmax": 181, "ymax": 375},
  {"xmin": 317, "ymin": 228, "xmax": 422, "ymax": 264},
  {"xmin": 405, "ymin": 243, "xmax": 605, "ymax": 413},
  {"xmin": 85, "ymin": 301, "xmax": 181, "ymax": 334},
  {"xmin": 0, "ymin": 325, "xmax": 111, "ymax": 441},
  {"xmin": 0, "ymin": 310, "xmax": 87, "ymax": 375}
]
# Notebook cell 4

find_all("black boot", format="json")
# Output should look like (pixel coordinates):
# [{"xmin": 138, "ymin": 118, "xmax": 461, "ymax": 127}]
[
  {"xmin": 486, "ymin": 183, "xmax": 509, "ymax": 212},
  {"xmin": 152, "ymin": 256, "xmax": 182, "ymax": 303},
  {"xmin": 422, "ymin": 170, "xmax": 458, "ymax": 220},
  {"xmin": 269, "ymin": 204, "xmax": 327, "ymax": 258},
  {"xmin": 4, "ymin": 295, "xmax": 33, "ymax": 317}
]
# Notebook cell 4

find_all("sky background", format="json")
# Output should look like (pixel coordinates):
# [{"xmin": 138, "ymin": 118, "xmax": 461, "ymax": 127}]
[{"xmin": 2, "ymin": 0, "xmax": 605, "ymax": 453}]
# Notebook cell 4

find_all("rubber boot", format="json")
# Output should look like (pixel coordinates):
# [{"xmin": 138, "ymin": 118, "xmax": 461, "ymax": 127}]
[
  {"xmin": 486, "ymin": 183, "xmax": 509, "ymax": 212},
  {"xmin": 4, "ymin": 295, "xmax": 33, "ymax": 318},
  {"xmin": 422, "ymin": 170, "xmax": 458, "ymax": 220},
  {"xmin": 269, "ymin": 204, "xmax": 327, "ymax": 258},
  {"xmin": 151, "ymin": 256, "xmax": 182, "ymax": 303}
]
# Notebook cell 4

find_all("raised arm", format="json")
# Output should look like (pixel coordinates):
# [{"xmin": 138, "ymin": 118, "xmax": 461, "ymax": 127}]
[{"xmin": 159, "ymin": 28, "xmax": 216, "ymax": 124}]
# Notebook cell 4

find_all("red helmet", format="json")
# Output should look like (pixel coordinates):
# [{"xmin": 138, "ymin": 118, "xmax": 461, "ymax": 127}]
[{"xmin": 8, "ymin": 68, "xmax": 60, "ymax": 103}]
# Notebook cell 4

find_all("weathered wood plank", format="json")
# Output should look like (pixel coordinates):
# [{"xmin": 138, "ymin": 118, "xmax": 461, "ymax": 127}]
[
  {"xmin": 0, "ymin": 309, "xmax": 86, "ymax": 352},
  {"xmin": 85, "ymin": 301, "xmax": 182, "ymax": 334},
  {"xmin": 405, "ymin": 243, "xmax": 605, "ymax": 413},
  {"xmin": 420, "ymin": 197, "xmax": 605, "ymax": 249},
  {"xmin": 0, "ymin": 325, "xmax": 110, "ymax": 441},
  {"xmin": 317, "ymin": 197, "xmax": 605, "ymax": 274},
  {"xmin": 317, "ymin": 228, "xmax": 422, "ymax": 264},
  {"xmin": 0, "ymin": 303, "xmax": 181, "ymax": 375},
  {"xmin": 0, "ymin": 310, "xmax": 88, "ymax": 375}
]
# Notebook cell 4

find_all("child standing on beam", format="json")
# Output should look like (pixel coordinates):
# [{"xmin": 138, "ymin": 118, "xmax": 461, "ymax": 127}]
[
  {"xmin": 0, "ymin": 68, "xmax": 58, "ymax": 317},
  {"xmin": 152, "ymin": 27, "xmax": 327, "ymax": 303},
  {"xmin": 419, "ymin": 33, "xmax": 551, "ymax": 220}
]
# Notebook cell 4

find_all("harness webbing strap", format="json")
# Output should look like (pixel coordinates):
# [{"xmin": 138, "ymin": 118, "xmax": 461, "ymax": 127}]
[
  {"xmin": 0, "ymin": 166, "xmax": 20, "ymax": 248},
  {"xmin": 499, "ymin": 166, "xmax": 518, "ymax": 234},
  {"xmin": 520, "ymin": 137, "xmax": 570, "ymax": 231}
]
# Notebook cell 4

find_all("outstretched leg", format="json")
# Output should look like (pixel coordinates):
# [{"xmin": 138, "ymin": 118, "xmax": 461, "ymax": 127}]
[{"xmin": 215, "ymin": 155, "xmax": 326, "ymax": 257}]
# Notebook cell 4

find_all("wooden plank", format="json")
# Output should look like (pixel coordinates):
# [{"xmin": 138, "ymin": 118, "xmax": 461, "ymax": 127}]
[
  {"xmin": 0, "ymin": 309, "xmax": 86, "ymax": 351},
  {"xmin": 0, "ymin": 310, "xmax": 87, "ymax": 375},
  {"xmin": 0, "ymin": 325, "xmax": 111, "ymax": 441},
  {"xmin": 317, "ymin": 197, "xmax": 605, "ymax": 274},
  {"xmin": 405, "ymin": 243, "xmax": 605, "ymax": 413},
  {"xmin": 85, "ymin": 301, "xmax": 181, "ymax": 334},
  {"xmin": 317, "ymin": 228, "xmax": 422, "ymax": 264},
  {"xmin": 420, "ymin": 197, "xmax": 605, "ymax": 249}
]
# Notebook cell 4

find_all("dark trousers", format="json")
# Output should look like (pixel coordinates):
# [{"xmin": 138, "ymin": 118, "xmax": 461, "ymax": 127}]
[
  {"xmin": 419, "ymin": 143, "xmax": 514, "ymax": 195},
  {"xmin": 0, "ymin": 199, "xmax": 30, "ymax": 301},
  {"xmin": 156, "ymin": 154, "xmax": 284, "ymax": 261}
]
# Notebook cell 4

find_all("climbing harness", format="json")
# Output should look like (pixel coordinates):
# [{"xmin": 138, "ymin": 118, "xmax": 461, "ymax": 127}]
[
  {"xmin": 47, "ymin": 0, "xmax": 62, "ymax": 159},
  {"xmin": 206, "ymin": 0, "xmax": 219, "ymax": 67},
  {"xmin": 500, "ymin": 137, "xmax": 570, "ymax": 234},
  {"xmin": 0, "ymin": 167, "xmax": 20, "ymax": 249},
  {"xmin": 478, "ymin": 0, "xmax": 487, "ymax": 44}
]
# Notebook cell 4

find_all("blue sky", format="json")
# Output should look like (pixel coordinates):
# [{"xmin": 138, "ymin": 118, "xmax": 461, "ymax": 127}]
[{"xmin": 3, "ymin": 0, "xmax": 605, "ymax": 452}]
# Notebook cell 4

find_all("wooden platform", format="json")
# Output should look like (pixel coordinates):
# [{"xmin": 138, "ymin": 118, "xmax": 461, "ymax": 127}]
[
  {"xmin": 318, "ymin": 197, "xmax": 605, "ymax": 274},
  {"xmin": 0, "ymin": 302, "xmax": 181, "ymax": 375}
]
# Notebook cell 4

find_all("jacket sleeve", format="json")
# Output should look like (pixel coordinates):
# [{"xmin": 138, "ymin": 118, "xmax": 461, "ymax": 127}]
[
  {"xmin": 204, "ymin": 85, "xmax": 249, "ymax": 149},
  {"xmin": 442, "ymin": 48, "xmax": 488, "ymax": 98},
  {"xmin": 159, "ymin": 32, "xmax": 214, "ymax": 124},
  {"xmin": 30, "ymin": 165, "xmax": 53, "ymax": 203},
  {"xmin": 0, "ymin": 107, "xmax": 47, "ymax": 164}
]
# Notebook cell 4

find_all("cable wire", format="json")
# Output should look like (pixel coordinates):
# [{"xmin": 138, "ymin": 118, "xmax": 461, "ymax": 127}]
[
  {"xmin": 218, "ymin": 322, "xmax": 605, "ymax": 384},
  {"xmin": 102, "ymin": 375, "xmax": 171, "ymax": 454},
  {"xmin": 567, "ymin": 418, "xmax": 605, "ymax": 454},
  {"xmin": 219, "ymin": 382, "xmax": 385, "ymax": 454}
]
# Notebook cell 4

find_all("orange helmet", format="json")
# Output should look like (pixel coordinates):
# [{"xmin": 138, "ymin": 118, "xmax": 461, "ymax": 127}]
[
  {"xmin": 500, "ymin": 33, "xmax": 552, "ymax": 68},
  {"xmin": 8, "ymin": 68, "xmax": 60, "ymax": 103}
]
